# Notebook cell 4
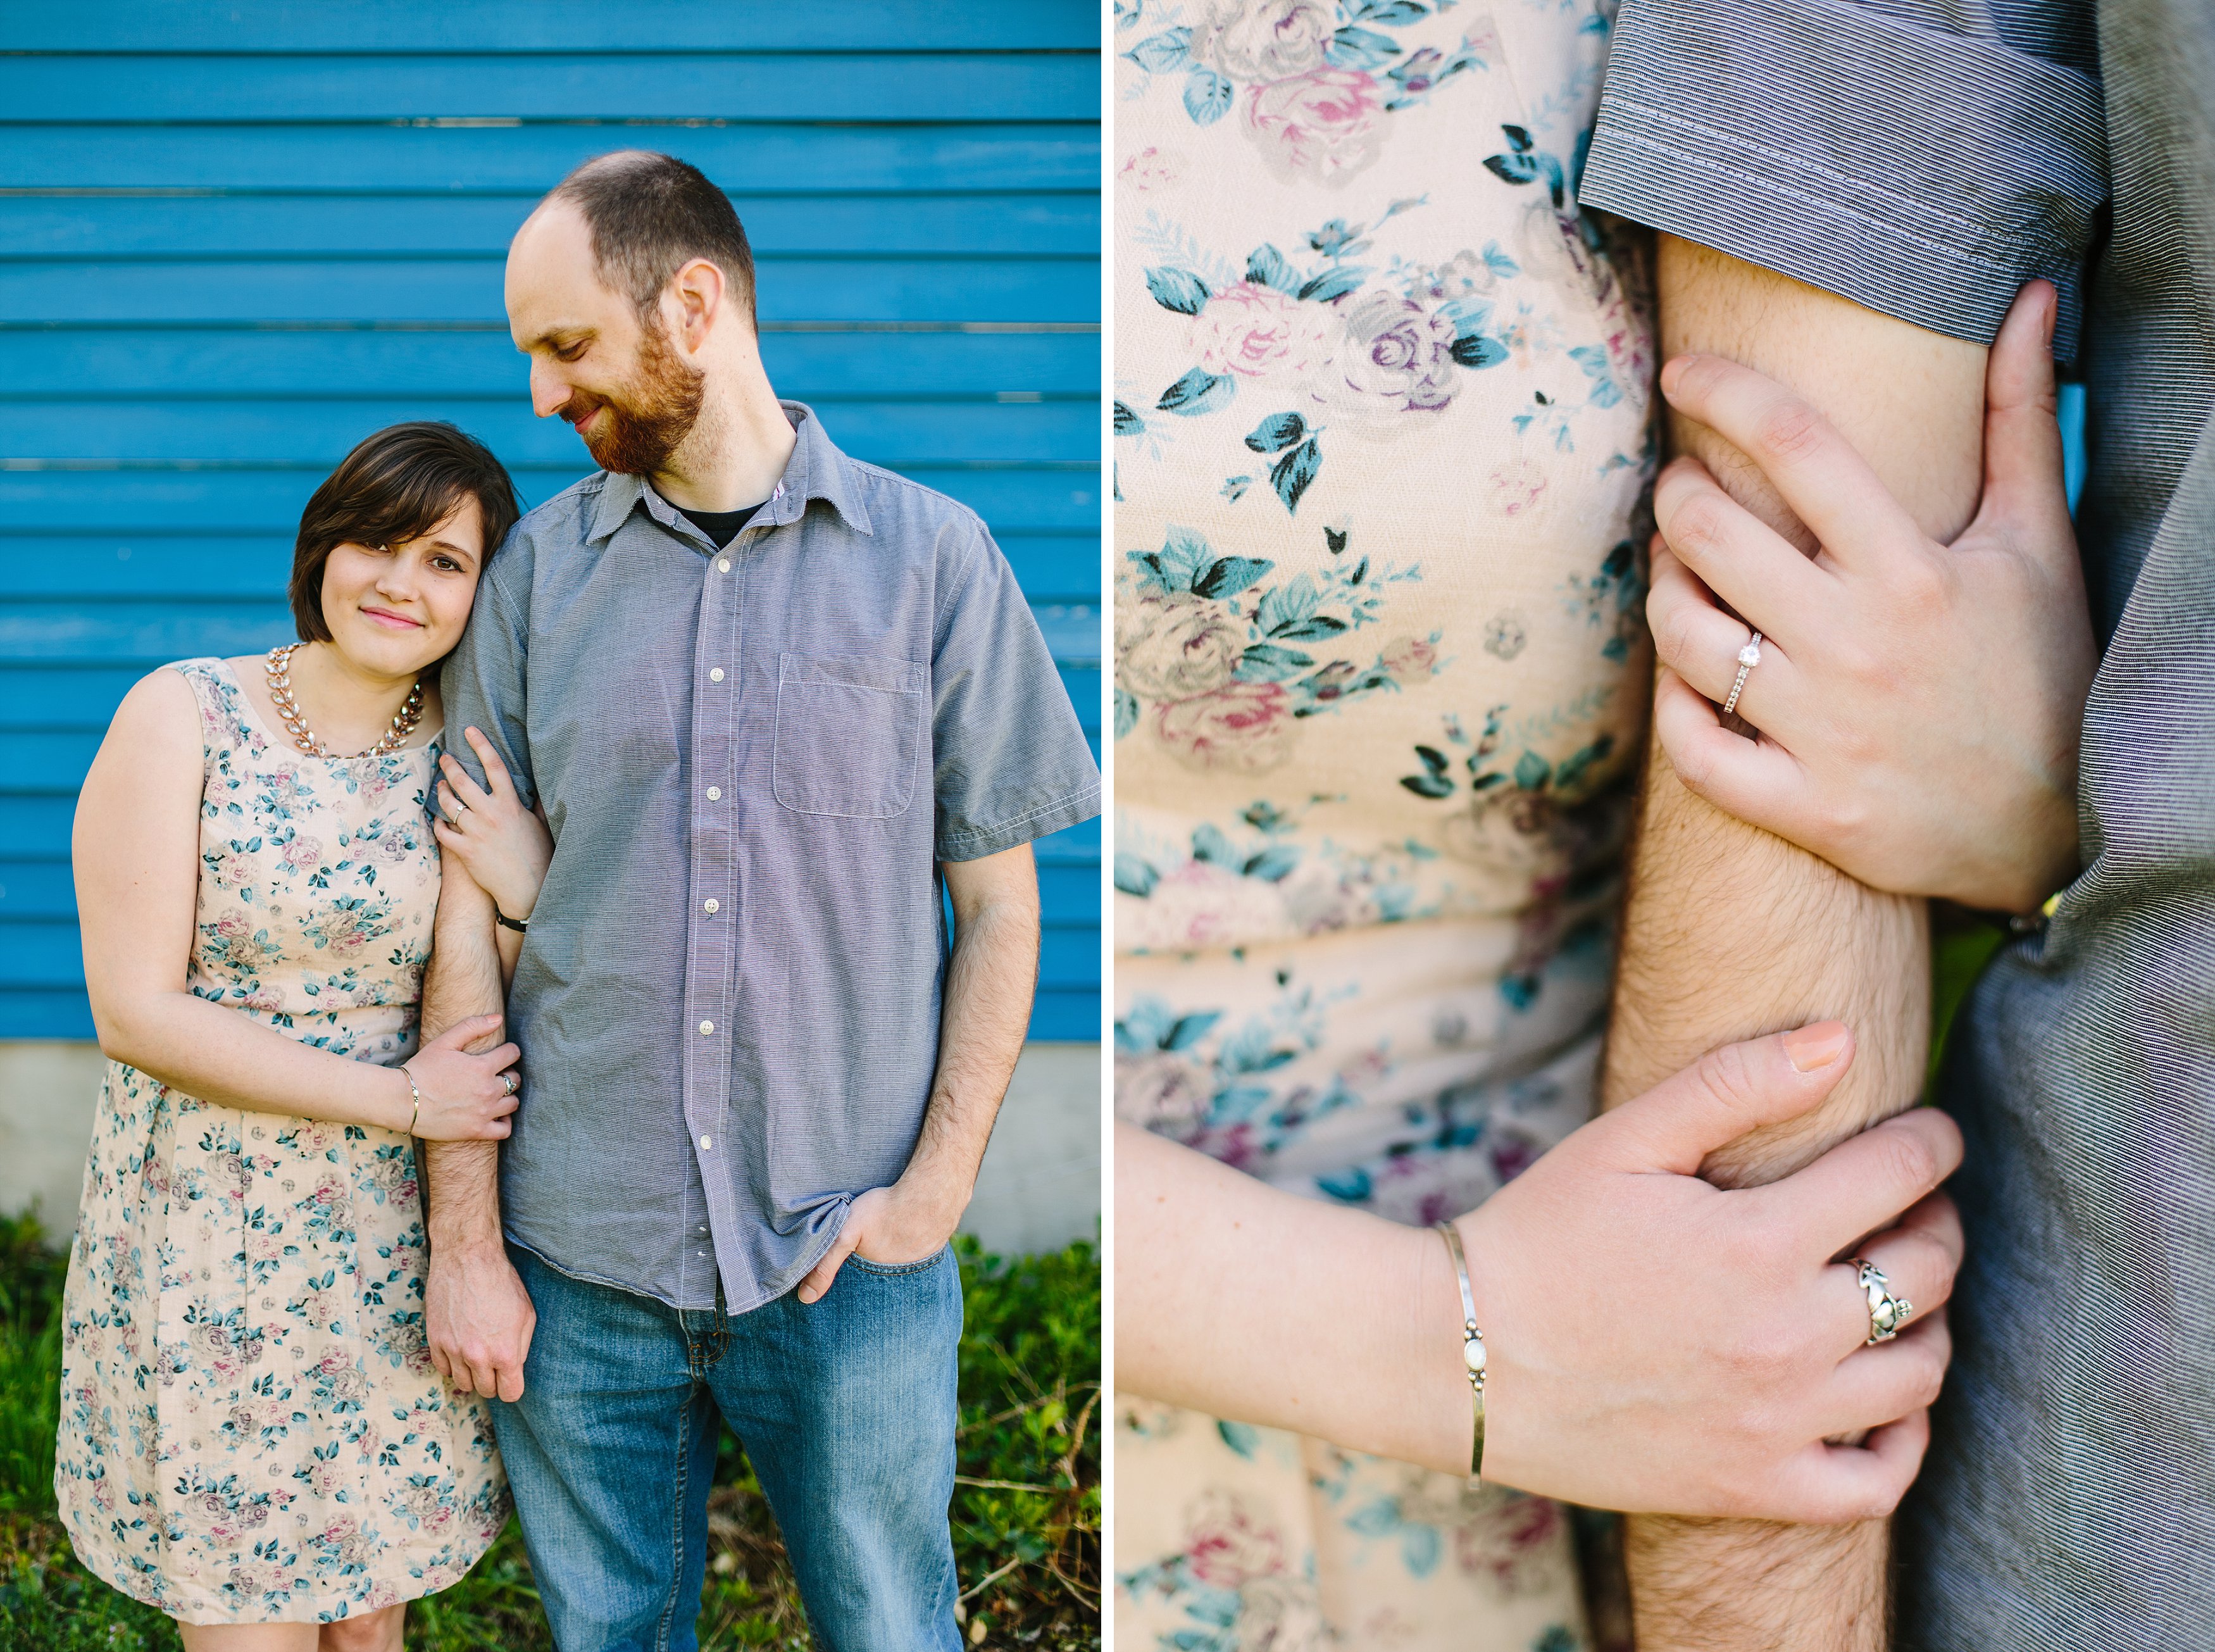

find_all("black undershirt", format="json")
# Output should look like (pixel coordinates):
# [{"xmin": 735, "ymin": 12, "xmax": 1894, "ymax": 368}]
[{"xmin": 675, "ymin": 500, "xmax": 765, "ymax": 549}]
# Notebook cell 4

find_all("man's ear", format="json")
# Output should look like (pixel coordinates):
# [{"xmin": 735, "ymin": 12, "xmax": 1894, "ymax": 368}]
[{"xmin": 670, "ymin": 256, "xmax": 727, "ymax": 352}]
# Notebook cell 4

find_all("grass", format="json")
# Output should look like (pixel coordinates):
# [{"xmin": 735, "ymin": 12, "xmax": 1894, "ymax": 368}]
[{"xmin": 0, "ymin": 1222, "xmax": 1099, "ymax": 1651}]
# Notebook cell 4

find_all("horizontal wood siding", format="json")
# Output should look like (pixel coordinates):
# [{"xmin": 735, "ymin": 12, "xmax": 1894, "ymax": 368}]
[{"xmin": 0, "ymin": 4, "xmax": 1102, "ymax": 1041}]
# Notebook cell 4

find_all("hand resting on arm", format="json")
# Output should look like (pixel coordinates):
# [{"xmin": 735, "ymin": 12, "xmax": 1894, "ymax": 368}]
[{"xmin": 1117, "ymin": 1018, "xmax": 1961, "ymax": 1522}]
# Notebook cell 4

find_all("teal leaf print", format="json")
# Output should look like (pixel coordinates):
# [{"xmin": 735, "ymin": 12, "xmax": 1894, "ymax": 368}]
[
  {"xmin": 1569, "ymin": 343, "xmax": 1623, "ymax": 407},
  {"xmin": 1112, "ymin": 399, "xmax": 1145, "ymax": 436},
  {"xmin": 1191, "ymin": 822, "xmax": 1239, "ymax": 865},
  {"xmin": 1216, "ymin": 1420, "xmax": 1262, "ymax": 1458},
  {"xmin": 1323, "ymin": 525, "xmax": 1349, "ymax": 554},
  {"xmin": 1183, "ymin": 66, "xmax": 1233, "ymax": 125},
  {"xmin": 1133, "ymin": 525, "xmax": 1211, "ymax": 594},
  {"xmin": 1144, "ymin": 265, "xmax": 1211, "ymax": 316},
  {"xmin": 1318, "ymin": 1166, "xmax": 1374, "ymax": 1201},
  {"xmin": 1113, "ymin": 686, "xmax": 1139, "ymax": 740},
  {"xmin": 1308, "ymin": 218, "xmax": 1361, "ymax": 257},
  {"xmin": 1270, "ymin": 436, "xmax": 1323, "ymax": 513},
  {"xmin": 1296, "ymin": 265, "xmax": 1367, "ymax": 304},
  {"xmin": 1553, "ymin": 733, "xmax": 1617, "ymax": 791},
  {"xmin": 1513, "ymin": 749, "xmax": 1552, "ymax": 791},
  {"xmin": 1400, "ymin": 744, "xmax": 1454, "ymax": 798},
  {"xmin": 1192, "ymin": 554, "xmax": 1272, "ymax": 599},
  {"xmin": 1156, "ymin": 366, "xmax": 1235, "ymax": 416},
  {"xmin": 1245, "ymin": 844, "xmax": 1301, "ymax": 882},
  {"xmin": 1349, "ymin": 0, "xmax": 1429, "ymax": 21},
  {"xmin": 1256, "ymin": 574, "xmax": 1320, "ymax": 634},
  {"xmin": 1125, "ymin": 26, "xmax": 1190, "ymax": 73},
  {"xmin": 1113, "ymin": 852, "xmax": 1157, "ymax": 897},
  {"xmin": 1220, "ymin": 474, "xmax": 1254, "ymax": 503},
  {"xmin": 1401, "ymin": 1522, "xmax": 1442, "ymax": 1577},
  {"xmin": 1482, "ymin": 239, "xmax": 1520, "ymax": 277},
  {"xmin": 1165, "ymin": 1012, "xmax": 1221, "ymax": 1051},
  {"xmin": 1235, "ymin": 642, "xmax": 1314, "ymax": 682},
  {"xmin": 1327, "ymin": 25, "xmax": 1400, "ymax": 69},
  {"xmin": 1243, "ymin": 411, "xmax": 1308, "ymax": 453},
  {"xmin": 1452, "ymin": 332, "xmax": 1509, "ymax": 368},
  {"xmin": 1245, "ymin": 242, "xmax": 1299, "ymax": 294},
  {"xmin": 1483, "ymin": 124, "xmax": 1568, "ymax": 207}
]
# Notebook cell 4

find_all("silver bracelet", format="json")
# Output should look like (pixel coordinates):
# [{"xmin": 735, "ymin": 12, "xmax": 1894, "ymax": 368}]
[
  {"xmin": 1434, "ymin": 1219, "xmax": 1487, "ymax": 1481},
  {"xmin": 400, "ymin": 1063, "xmax": 423, "ymax": 1136}
]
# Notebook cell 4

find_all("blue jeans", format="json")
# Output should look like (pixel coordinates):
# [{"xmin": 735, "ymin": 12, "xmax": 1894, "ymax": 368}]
[{"xmin": 491, "ymin": 1242, "xmax": 963, "ymax": 1652}]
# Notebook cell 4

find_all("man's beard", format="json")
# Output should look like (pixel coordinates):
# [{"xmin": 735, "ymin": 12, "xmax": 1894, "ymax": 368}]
[{"xmin": 558, "ymin": 317, "xmax": 705, "ymax": 475}]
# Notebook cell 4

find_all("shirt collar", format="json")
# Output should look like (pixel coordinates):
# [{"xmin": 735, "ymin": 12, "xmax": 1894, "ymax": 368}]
[{"xmin": 583, "ymin": 401, "xmax": 873, "ymax": 547}]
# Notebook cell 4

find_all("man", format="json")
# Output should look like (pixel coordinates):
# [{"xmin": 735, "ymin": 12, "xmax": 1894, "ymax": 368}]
[
  {"xmin": 1571, "ymin": 1, "xmax": 2214, "ymax": 1646},
  {"xmin": 417, "ymin": 151, "xmax": 1101, "ymax": 1650}
]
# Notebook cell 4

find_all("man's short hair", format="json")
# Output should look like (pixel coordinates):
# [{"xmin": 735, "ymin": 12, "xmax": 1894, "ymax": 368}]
[{"xmin": 547, "ymin": 150, "xmax": 758, "ymax": 328}]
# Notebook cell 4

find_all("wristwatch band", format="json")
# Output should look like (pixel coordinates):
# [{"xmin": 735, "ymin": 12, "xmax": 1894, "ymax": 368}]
[{"xmin": 494, "ymin": 906, "xmax": 528, "ymax": 934}]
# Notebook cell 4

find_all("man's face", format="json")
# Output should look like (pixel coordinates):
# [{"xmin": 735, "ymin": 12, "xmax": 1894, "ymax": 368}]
[{"xmin": 506, "ymin": 202, "xmax": 704, "ymax": 475}]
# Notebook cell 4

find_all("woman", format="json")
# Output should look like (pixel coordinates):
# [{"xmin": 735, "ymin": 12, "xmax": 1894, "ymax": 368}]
[{"xmin": 57, "ymin": 422, "xmax": 558, "ymax": 1649}]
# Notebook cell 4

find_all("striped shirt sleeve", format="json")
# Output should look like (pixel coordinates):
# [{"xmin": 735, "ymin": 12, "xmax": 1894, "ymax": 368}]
[{"xmin": 1578, "ymin": 0, "xmax": 2109, "ymax": 358}]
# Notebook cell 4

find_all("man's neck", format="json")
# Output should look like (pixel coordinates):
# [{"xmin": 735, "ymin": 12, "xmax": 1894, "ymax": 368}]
[{"xmin": 650, "ymin": 368, "xmax": 797, "ymax": 515}]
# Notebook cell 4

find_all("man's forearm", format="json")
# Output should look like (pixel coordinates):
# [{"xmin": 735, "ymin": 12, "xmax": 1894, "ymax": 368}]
[
  {"xmin": 905, "ymin": 889, "xmax": 1039, "ymax": 1213},
  {"xmin": 1607, "ymin": 239, "xmax": 1983, "ymax": 1648},
  {"xmin": 422, "ymin": 863, "xmax": 508, "ymax": 1254}
]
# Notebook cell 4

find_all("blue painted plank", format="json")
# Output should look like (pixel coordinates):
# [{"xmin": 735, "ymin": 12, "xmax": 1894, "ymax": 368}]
[
  {"xmin": 0, "ymin": 860, "xmax": 73, "ymax": 920},
  {"xmin": 0, "ymin": 194, "xmax": 1101, "ymax": 261},
  {"xmin": 0, "ymin": 799, "xmax": 72, "ymax": 858},
  {"xmin": 2, "ymin": 126, "xmax": 1098, "ymax": 193},
  {"xmin": 0, "ymin": 468, "xmax": 1102, "ymax": 533},
  {"xmin": 0, "ymin": 1, "xmax": 1098, "ymax": 52},
  {"xmin": 0, "ymin": 529, "xmax": 1100, "ymax": 604},
  {"xmin": 1032, "ymin": 817, "xmax": 1097, "ymax": 867},
  {"xmin": 0, "ymin": 258, "xmax": 1097, "ymax": 326},
  {"xmin": 1028, "ymin": 991, "xmax": 1099, "ymax": 1043},
  {"xmin": 0, "ymin": 56, "xmax": 1100, "ymax": 123},
  {"xmin": 0, "ymin": 330, "xmax": 1100, "ymax": 398},
  {"xmin": 0, "ymin": 399, "xmax": 1097, "ymax": 466}
]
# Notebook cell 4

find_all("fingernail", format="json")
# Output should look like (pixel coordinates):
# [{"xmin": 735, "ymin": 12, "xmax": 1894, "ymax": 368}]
[
  {"xmin": 1660, "ymin": 356, "xmax": 1687, "ymax": 393},
  {"xmin": 1784, "ymin": 1023, "xmax": 1849, "ymax": 1071}
]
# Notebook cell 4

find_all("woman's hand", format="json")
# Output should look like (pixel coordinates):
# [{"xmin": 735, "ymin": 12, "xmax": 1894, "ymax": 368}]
[
  {"xmin": 1644, "ymin": 280, "xmax": 2093, "ymax": 915},
  {"xmin": 1461, "ymin": 1023, "xmax": 1963, "ymax": 1524},
  {"xmin": 432, "ymin": 727, "xmax": 552, "ymax": 925},
  {"xmin": 401, "ymin": 1012, "xmax": 521, "ymax": 1140}
]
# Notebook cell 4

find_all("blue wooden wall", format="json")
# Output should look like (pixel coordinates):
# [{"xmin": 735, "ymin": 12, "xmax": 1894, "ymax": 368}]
[{"xmin": 0, "ymin": 2, "xmax": 1102, "ymax": 1042}]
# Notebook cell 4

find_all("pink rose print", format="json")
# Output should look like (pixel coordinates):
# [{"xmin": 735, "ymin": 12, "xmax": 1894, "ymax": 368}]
[
  {"xmin": 1311, "ymin": 292, "xmax": 1461, "ymax": 425},
  {"xmin": 1190, "ymin": 0, "xmax": 1333, "ymax": 81},
  {"xmin": 1186, "ymin": 282, "xmax": 1335, "ymax": 379},
  {"xmin": 1116, "ymin": 591, "xmax": 1245, "ymax": 701},
  {"xmin": 281, "ymin": 835, "xmax": 323, "ymax": 870},
  {"xmin": 1155, "ymin": 682, "xmax": 1298, "ymax": 774},
  {"xmin": 1380, "ymin": 635, "xmax": 1440, "ymax": 677},
  {"xmin": 1118, "ymin": 145, "xmax": 1184, "ymax": 193},
  {"xmin": 1244, "ymin": 68, "xmax": 1385, "ymax": 184},
  {"xmin": 1490, "ymin": 459, "xmax": 1548, "ymax": 516},
  {"xmin": 1184, "ymin": 1489, "xmax": 1288, "ymax": 1589}
]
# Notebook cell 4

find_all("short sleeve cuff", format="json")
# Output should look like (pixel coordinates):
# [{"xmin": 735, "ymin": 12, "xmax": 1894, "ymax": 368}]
[
  {"xmin": 1580, "ymin": 0, "xmax": 2107, "ymax": 358},
  {"xmin": 937, "ymin": 782, "xmax": 1102, "ymax": 862}
]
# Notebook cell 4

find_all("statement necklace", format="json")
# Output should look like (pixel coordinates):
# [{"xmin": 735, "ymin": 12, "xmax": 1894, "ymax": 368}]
[{"xmin": 264, "ymin": 642, "xmax": 425, "ymax": 758}]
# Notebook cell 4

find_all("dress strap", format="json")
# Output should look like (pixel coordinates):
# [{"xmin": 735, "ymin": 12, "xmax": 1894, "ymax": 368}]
[{"xmin": 166, "ymin": 656, "xmax": 253, "ymax": 773}]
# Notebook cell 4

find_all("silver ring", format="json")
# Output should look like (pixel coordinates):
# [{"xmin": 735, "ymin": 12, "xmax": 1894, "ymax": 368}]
[
  {"xmin": 1854, "ymin": 1258, "xmax": 1912, "ymax": 1344},
  {"xmin": 1721, "ymin": 630, "xmax": 1762, "ymax": 718},
  {"xmin": 503, "ymin": 1072, "xmax": 518, "ymax": 1098}
]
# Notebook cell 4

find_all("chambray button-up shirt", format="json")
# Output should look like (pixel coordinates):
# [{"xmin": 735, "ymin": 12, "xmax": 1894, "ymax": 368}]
[{"xmin": 442, "ymin": 404, "xmax": 1100, "ymax": 1313}]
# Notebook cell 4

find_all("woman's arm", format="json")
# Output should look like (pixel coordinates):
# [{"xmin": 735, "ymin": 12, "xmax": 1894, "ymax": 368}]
[
  {"xmin": 74, "ymin": 668, "xmax": 522, "ymax": 1138},
  {"xmin": 1117, "ymin": 1017, "xmax": 1963, "ymax": 1522}
]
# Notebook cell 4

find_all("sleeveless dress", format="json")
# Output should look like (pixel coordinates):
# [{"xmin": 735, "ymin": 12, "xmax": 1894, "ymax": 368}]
[
  {"xmin": 1111, "ymin": 1, "xmax": 1653, "ymax": 1646},
  {"xmin": 54, "ymin": 658, "xmax": 509, "ymax": 1625}
]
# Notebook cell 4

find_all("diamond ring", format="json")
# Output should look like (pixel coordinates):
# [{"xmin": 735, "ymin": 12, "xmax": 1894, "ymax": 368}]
[
  {"xmin": 1853, "ymin": 1258, "xmax": 1913, "ymax": 1344},
  {"xmin": 1721, "ymin": 630, "xmax": 1763, "ymax": 718}
]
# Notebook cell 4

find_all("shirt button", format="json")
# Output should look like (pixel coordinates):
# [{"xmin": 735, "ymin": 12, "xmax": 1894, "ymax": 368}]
[
  {"xmin": 703, "ymin": 899, "xmax": 719, "ymax": 914},
  {"xmin": 706, "ymin": 786, "xmax": 721, "ymax": 801},
  {"xmin": 709, "ymin": 667, "xmax": 725, "ymax": 682},
  {"xmin": 698, "ymin": 1020, "xmax": 714, "ymax": 1036},
  {"xmin": 699, "ymin": 1135, "xmax": 712, "ymax": 1151},
  {"xmin": 716, "ymin": 558, "xmax": 731, "ymax": 573}
]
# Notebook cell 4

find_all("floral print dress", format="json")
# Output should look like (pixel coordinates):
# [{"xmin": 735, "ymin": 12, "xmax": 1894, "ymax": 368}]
[
  {"xmin": 1112, "ymin": 0, "xmax": 1654, "ymax": 1646},
  {"xmin": 55, "ymin": 658, "xmax": 509, "ymax": 1625}
]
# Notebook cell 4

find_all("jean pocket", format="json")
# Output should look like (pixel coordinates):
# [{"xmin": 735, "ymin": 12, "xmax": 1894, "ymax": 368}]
[
  {"xmin": 771, "ymin": 652, "xmax": 928, "ymax": 818},
  {"xmin": 844, "ymin": 1245, "xmax": 951, "ymax": 1278}
]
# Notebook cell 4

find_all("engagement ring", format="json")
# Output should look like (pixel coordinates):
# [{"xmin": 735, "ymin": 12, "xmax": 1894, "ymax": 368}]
[{"xmin": 1721, "ymin": 631, "xmax": 1763, "ymax": 718}]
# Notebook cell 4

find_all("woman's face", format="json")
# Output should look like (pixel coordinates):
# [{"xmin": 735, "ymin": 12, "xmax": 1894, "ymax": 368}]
[{"xmin": 318, "ymin": 497, "xmax": 485, "ymax": 679}]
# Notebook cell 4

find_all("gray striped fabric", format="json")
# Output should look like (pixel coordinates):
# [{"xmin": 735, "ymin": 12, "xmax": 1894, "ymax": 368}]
[{"xmin": 1581, "ymin": 1, "xmax": 2215, "ymax": 1644}]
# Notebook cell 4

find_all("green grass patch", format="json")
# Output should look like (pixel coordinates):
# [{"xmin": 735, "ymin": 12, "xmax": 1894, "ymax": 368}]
[{"xmin": 0, "ymin": 1221, "xmax": 1098, "ymax": 1650}]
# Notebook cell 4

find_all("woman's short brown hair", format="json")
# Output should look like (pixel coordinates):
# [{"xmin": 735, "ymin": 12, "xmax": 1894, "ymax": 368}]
[{"xmin": 290, "ymin": 422, "xmax": 523, "ymax": 642}]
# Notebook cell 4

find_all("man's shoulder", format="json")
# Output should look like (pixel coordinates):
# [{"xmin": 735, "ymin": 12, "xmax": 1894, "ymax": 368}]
[
  {"xmin": 839, "ymin": 458, "xmax": 989, "ymax": 556},
  {"xmin": 505, "ymin": 472, "xmax": 611, "ymax": 551}
]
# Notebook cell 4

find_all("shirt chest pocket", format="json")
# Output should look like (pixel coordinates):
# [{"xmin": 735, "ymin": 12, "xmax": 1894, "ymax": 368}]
[{"xmin": 771, "ymin": 652, "xmax": 929, "ymax": 818}]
